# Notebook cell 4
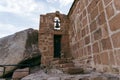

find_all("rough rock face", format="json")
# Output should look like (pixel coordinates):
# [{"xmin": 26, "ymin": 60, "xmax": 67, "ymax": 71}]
[
  {"xmin": 0, "ymin": 28, "xmax": 40, "ymax": 76},
  {"xmin": 22, "ymin": 69, "xmax": 120, "ymax": 80}
]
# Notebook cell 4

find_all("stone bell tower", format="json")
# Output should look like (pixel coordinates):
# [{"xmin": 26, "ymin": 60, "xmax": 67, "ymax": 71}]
[{"xmin": 39, "ymin": 11, "xmax": 70, "ymax": 66}]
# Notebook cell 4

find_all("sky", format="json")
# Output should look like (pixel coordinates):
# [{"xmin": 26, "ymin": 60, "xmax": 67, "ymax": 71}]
[{"xmin": 0, "ymin": 0, "xmax": 74, "ymax": 38}]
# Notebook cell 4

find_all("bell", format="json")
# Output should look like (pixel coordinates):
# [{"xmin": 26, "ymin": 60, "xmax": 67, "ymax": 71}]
[{"xmin": 55, "ymin": 20, "xmax": 59, "ymax": 28}]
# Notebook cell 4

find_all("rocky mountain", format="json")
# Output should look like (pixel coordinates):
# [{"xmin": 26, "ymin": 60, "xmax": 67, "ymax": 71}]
[{"xmin": 0, "ymin": 28, "xmax": 41, "ymax": 77}]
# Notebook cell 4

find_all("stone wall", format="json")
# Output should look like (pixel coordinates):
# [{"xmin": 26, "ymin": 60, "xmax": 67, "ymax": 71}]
[
  {"xmin": 39, "ymin": 11, "xmax": 70, "ymax": 66},
  {"xmin": 68, "ymin": 0, "xmax": 120, "ymax": 74}
]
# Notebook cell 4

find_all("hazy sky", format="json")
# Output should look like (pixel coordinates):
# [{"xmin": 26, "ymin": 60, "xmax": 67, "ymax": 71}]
[{"xmin": 0, "ymin": 0, "xmax": 74, "ymax": 38}]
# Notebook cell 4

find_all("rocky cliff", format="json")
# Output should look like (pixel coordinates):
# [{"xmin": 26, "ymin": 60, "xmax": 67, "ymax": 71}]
[{"xmin": 0, "ymin": 28, "xmax": 40, "ymax": 77}]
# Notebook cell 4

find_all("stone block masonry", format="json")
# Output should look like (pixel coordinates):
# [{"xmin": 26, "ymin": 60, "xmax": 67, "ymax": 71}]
[
  {"xmin": 39, "ymin": 11, "xmax": 70, "ymax": 66},
  {"xmin": 68, "ymin": 0, "xmax": 120, "ymax": 74},
  {"xmin": 39, "ymin": 0, "xmax": 120, "ymax": 74}
]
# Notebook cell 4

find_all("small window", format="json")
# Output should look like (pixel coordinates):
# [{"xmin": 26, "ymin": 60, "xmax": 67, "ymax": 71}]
[{"xmin": 54, "ymin": 17, "xmax": 60, "ymax": 30}]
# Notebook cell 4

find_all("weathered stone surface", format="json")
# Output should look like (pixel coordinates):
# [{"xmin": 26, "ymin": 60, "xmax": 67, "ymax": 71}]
[
  {"xmin": 48, "ymin": 77, "xmax": 60, "ymax": 80},
  {"xmin": 85, "ymin": 36, "xmax": 90, "ymax": 45},
  {"xmin": 48, "ymin": 69, "xmax": 63, "ymax": 74},
  {"xmin": 12, "ymin": 68, "xmax": 29, "ymax": 79},
  {"xmin": 93, "ymin": 42, "xmax": 99, "ymax": 54},
  {"xmin": 103, "ymin": 0, "xmax": 112, "ymax": 6},
  {"xmin": 63, "ymin": 67, "xmax": 84, "ymax": 74},
  {"xmin": 106, "ymin": 3, "xmax": 114, "ymax": 19},
  {"xmin": 90, "ymin": 20, "xmax": 97, "ymax": 32},
  {"xmin": 114, "ymin": 0, "xmax": 120, "ymax": 10},
  {"xmin": 22, "ymin": 69, "xmax": 120, "ymax": 80},
  {"xmin": 22, "ymin": 70, "xmax": 49, "ymax": 80},
  {"xmin": 101, "ymin": 23, "xmax": 109, "ymax": 38},
  {"xmin": 90, "ymin": 6, "xmax": 98, "ymax": 20},
  {"xmin": 101, "ymin": 37, "xmax": 112, "ymax": 50},
  {"xmin": 94, "ymin": 28, "xmax": 102, "ymax": 41},
  {"xmin": 98, "ymin": 11, "xmax": 106, "ymax": 25},
  {"xmin": 101, "ymin": 51, "xmax": 109, "ymax": 65},
  {"xmin": 91, "ymin": 76, "xmax": 106, "ymax": 80},
  {"xmin": 0, "ymin": 28, "xmax": 40, "ymax": 76},
  {"xmin": 98, "ymin": 1, "xmax": 104, "ymax": 13},
  {"xmin": 112, "ymin": 32, "xmax": 120, "ymax": 48},
  {"xmin": 109, "ymin": 13, "xmax": 120, "ymax": 31}
]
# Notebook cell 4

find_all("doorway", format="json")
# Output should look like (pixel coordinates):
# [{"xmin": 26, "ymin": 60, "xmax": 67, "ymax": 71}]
[{"xmin": 54, "ymin": 35, "xmax": 61, "ymax": 58}]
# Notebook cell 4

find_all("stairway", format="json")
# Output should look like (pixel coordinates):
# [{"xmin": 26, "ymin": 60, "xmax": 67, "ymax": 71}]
[{"xmin": 51, "ymin": 58, "xmax": 84, "ymax": 74}]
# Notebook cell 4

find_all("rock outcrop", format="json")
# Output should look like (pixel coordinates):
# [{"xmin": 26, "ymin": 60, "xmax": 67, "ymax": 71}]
[
  {"xmin": 0, "ymin": 28, "xmax": 40, "ymax": 77},
  {"xmin": 22, "ymin": 69, "xmax": 120, "ymax": 80}
]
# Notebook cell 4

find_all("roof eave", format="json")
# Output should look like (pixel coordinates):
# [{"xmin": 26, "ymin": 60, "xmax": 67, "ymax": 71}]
[{"xmin": 67, "ymin": 0, "xmax": 78, "ymax": 17}]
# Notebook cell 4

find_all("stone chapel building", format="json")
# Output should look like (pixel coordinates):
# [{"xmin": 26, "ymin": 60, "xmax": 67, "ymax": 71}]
[{"xmin": 39, "ymin": 0, "xmax": 120, "ymax": 74}]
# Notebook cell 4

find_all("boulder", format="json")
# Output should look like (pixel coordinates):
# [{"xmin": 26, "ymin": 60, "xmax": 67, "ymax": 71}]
[{"xmin": 0, "ymin": 28, "xmax": 41, "ymax": 77}]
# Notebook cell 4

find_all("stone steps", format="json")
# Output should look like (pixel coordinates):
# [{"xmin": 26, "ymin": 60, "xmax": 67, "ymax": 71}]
[
  {"xmin": 59, "ymin": 63, "xmax": 74, "ymax": 68},
  {"xmin": 53, "ymin": 63, "xmax": 74, "ymax": 68},
  {"xmin": 51, "ymin": 58, "xmax": 73, "ymax": 67},
  {"xmin": 51, "ymin": 58, "xmax": 73, "ymax": 65},
  {"xmin": 51, "ymin": 58, "xmax": 84, "ymax": 74},
  {"xmin": 61, "ymin": 67, "xmax": 84, "ymax": 74}
]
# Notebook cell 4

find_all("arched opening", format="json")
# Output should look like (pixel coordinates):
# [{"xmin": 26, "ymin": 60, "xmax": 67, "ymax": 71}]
[{"xmin": 54, "ymin": 17, "xmax": 60, "ymax": 30}]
